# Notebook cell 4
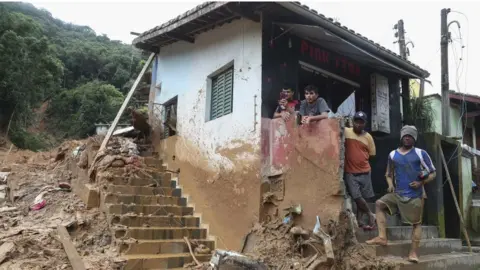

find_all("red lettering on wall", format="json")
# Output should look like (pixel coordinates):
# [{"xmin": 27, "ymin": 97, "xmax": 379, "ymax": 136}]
[
  {"xmin": 301, "ymin": 40, "xmax": 309, "ymax": 55},
  {"xmin": 300, "ymin": 39, "xmax": 360, "ymax": 77}
]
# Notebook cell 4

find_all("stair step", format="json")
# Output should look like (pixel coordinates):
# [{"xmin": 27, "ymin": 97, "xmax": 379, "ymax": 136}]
[
  {"xmin": 115, "ymin": 227, "xmax": 207, "ymax": 240},
  {"xmin": 144, "ymin": 157, "xmax": 167, "ymax": 170},
  {"xmin": 104, "ymin": 194, "xmax": 186, "ymax": 206},
  {"xmin": 119, "ymin": 239, "xmax": 215, "ymax": 255},
  {"xmin": 107, "ymin": 204, "xmax": 193, "ymax": 216},
  {"xmin": 364, "ymin": 238, "xmax": 462, "ymax": 257},
  {"xmin": 109, "ymin": 214, "xmax": 200, "ymax": 227},
  {"xmin": 386, "ymin": 252, "xmax": 480, "ymax": 270},
  {"xmin": 357, "ymin": 226, "xmax": 439, "ymax": 242},
  {"xmin": 107, "ymin": 185, "xmax": 181, "ymax": 197},
  {"xmin": 123, "ymin": 253, "xmax": 211, "ymax": 269},
  {"xmin": 107, "ymin": 176, "xmax": 175, "ymax": 187}
]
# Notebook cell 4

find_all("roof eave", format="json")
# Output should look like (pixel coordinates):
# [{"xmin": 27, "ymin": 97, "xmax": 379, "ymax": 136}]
[
  {"xmin": 132, "ymin": 2, "xmax": 229, "ymax": 46},
  {"xmin": 278, "ymin": 2, "xmax": 430, "ymax": 79}
]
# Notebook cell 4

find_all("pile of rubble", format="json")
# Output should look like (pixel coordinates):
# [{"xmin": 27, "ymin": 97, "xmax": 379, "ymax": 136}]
[{"xmin": 0, "ymin": 136, "xmax": 134, "ymax": 269}]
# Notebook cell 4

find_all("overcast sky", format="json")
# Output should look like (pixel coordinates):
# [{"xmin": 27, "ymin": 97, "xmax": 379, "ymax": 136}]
[{"xmin": 31, "ymin": 1, "xmax": 478, "ymax": 96}]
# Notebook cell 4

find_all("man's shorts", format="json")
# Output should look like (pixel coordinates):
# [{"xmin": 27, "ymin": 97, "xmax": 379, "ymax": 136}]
[
  {"xmin": 345, "ymin": 172, "xmax": 375, "ymax": 200},
  {"xmin": 378, "ymin": 193, "xmax": 424, "ymax": 225}
]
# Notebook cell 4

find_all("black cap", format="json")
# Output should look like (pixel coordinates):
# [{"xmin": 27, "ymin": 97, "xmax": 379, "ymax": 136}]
[{"xmin": 353, "ymin": 111, "xmax": 368, "ymax": 122}]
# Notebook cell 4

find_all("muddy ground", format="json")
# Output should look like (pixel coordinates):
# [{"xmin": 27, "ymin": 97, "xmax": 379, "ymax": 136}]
[{"xmin": 0, "ymin": 138, "xmax": 118, "ymax": 270}]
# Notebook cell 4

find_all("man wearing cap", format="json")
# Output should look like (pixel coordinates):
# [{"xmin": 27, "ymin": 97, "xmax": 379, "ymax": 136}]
[
  {"xmin": 366, "ymin": 125, "xmax": 436, "ymax": 263},
  {"xmin": 344, "ymin": 111, "xmax": 377, "ymax": 230}
]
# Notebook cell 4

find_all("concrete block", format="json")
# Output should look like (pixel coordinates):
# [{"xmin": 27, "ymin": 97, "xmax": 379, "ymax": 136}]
[
  {"xmin": 122, "ymin": 253, "xmax": 211, "ymax": 270},
  {"xmin": 107, "ymin": 185, "xmax": 181, "ymax": 197},
  {"xmin": 115, "ymin": 227, "xmax": 207, "ymax": 240},
  {"xmin": 108, "ymin": 214, "xmax": 199, "ymax": 228},
  {"xmin": 103, "ymin": 194, "xmax": 186, "ymax": 206},
  {"xmin": 390, "ymin": 252, "xmax": 480, "ymax": 270},
  {"xmin": 363, "ymin": 238, "xmax": 462, "ymax": 257},
  {"xmin": 357, "ymin": 226, "xmax": 439, "ymax": 242},
  {"xmin": 71, "ymin": 172, "xmax": 100, "ymax": 209},
  {"xmin": 119, "ymin": 239, "xmax": 215, "ymax": 255},
  {"xmin": 106, "ymin": 204, "xmax": 193, "ymax": 216}
]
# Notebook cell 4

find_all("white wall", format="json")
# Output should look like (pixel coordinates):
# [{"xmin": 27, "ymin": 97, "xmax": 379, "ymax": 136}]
[{"xmin": 154, "ymin": 19, "xmax": 262, "ymax": 172}]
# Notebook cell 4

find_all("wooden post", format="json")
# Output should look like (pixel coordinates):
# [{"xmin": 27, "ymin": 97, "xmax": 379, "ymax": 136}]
[
  {"xmin": 438, "ymin": 145, "xmax": 472, "ymax": 252},
  {"xmin": 57, "ymin": 225, "xmax": 87, "ymax": 270},
  {"xmin": 98, "ymin": 52, "xmax": 156, "ymax": 152}
]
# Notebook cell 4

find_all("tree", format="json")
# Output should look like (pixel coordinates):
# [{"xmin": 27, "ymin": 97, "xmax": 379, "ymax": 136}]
[{"xmin": 48, "ymin": 81, "xmax": 124, "ymax": 138}]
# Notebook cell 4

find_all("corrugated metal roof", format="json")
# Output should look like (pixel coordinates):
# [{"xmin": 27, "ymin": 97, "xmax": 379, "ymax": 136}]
[{"xmin": 133, "ymin": 1, "xmax": 429, "ymax": 77}]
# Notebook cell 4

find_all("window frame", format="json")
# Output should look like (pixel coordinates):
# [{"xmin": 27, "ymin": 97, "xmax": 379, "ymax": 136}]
[{"xmin": 206, "ymin": 61, "xmax": 234, "ymax": 121}]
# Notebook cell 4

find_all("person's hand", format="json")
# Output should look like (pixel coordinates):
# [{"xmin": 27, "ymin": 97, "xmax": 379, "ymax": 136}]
[
  {"xmin": 387, "ymin": 184, "xmax": 395, "ymax": 193},
  {"xmin": 279, "ymin": 99, "xmax": 287, "ymax": 107},
  {"xmin": 281, "ymin": 111, "xmax": 291, "ymax": 121},
  {"xmin": 409, "ymin": 181, "xmax": 423, "ymax": 189},
  {"xmin": 301, "ymin": 116, "xmax": 310, "ymax": 124}
]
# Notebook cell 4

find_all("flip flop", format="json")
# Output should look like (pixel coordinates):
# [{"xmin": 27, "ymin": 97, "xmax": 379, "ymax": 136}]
[
  {"xmin": 407, "ymin": 256, "xmax": 419, "ymax": 263},
  {"xmin": 365, "ymin": 237, "xmax": 387, "ymax": 246}
]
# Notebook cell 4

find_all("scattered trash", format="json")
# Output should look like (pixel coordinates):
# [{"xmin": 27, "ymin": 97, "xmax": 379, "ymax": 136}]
[{"xmin": 313, "ymin": 216, "xmax": 335, "ymax": 263}]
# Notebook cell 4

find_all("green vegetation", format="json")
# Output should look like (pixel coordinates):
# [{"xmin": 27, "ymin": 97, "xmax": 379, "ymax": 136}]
[
  {"xmin": 410, "ymin": 96, "xmax": 435, "ymax": 134},
  {"xmin": 0, "ymin": 2, "xmax": 147, "ymax": 150}
]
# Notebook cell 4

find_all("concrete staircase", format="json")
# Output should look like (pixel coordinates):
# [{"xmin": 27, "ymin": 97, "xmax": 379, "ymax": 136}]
[
  {"xmin": 356, "ymin": 203, "xmax": 480, "ymax": 269},
  {"xmin": 99, "ymin": 156, "xmax": 215, "ymax": 269}
]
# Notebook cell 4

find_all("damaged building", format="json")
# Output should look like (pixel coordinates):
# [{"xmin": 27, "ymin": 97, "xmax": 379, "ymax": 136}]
[{"xmin": 79, "ymin": 1, "xmax": 480, "ymax": 268}]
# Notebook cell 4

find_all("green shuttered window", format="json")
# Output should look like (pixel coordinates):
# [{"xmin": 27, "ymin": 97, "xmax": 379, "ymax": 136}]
[{"xmin": 210, "ymin": 67, "xmax": 234, "ymax": 120}]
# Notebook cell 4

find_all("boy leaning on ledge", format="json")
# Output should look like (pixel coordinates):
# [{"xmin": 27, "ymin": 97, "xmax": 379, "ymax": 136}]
[{"xmin": 298, "ymin": 84, "xmax": 330, "ymax": 125}]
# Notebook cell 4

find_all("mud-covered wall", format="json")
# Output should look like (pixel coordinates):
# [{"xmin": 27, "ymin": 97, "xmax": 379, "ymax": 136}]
[
  {"xmin": 156, "ymin": 136, "xmax": 260, "ymax": 251},
  {"xmin": 261, "ymin": 118, "xmax": 344, "ymax": 230}
]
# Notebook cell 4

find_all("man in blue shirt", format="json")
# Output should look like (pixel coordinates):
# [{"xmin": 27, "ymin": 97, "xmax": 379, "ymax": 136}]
[{"xmin": 366, "ymin": 125, "xmax": 436, "ymax": 263}]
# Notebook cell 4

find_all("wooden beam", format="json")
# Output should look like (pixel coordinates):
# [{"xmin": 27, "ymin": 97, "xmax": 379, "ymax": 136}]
[
  {"xmin": 450, "ymin": 93, "xmax": 480, "ymax": 104},
  {"xmin": 57, "ymin": 225, "xmax": 87, "ymax": 270},
  {"xmin": 166, "ymin": 32, "xmax": 195, "ymax": 43},
  {"xmin": 98, "ymin": 52, "xmax": 155, "ymax": 152},
  {"xmin": 226, "ymin": 4, "xmax": 261, "ymax": 22},
  {"xmin": 466, "ymin": 111, "xmax": 480, "ymax": 118}
]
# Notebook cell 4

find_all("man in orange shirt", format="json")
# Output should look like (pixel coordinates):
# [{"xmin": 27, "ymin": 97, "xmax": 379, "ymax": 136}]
[{"xmin": 344, "ymin": 111, "xmax": 376, "ymax": 229}]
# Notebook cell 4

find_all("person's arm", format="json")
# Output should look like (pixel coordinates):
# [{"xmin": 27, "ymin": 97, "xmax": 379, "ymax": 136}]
[
  {"xmin": 368, "ymin": 134, "xmax": 376, "ymax": 157},
  {"xmin": 421, "ymin": 150, "xmax": 437, "ymax": 185},
  {"xmin": 385, "ymin": 154, "xmax": 395, "ymax": 192},
  {"xmin": 410, "ymin": 150, "xmax": 437, "ymax": 189},
  {"xmin": 273, "ymin": 106, "xmax": 282, "ymax": 118},
  {"xmin": 309, "ymin": 98, "xmax": 330, "ymax": 121}
]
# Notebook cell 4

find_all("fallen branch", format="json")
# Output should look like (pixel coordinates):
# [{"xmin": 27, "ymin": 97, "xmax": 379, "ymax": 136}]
[{"xmin": 183, "ymin": 236, "xmax": 201, "ymax": 267}]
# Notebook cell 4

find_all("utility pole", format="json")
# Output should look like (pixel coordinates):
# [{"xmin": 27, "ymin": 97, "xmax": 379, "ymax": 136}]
[
  {"xmin": 395, "ymin": 19, "xmax": 411, "ymax": 125},
  {"xmin": 441, "ymin": 8, "xmax": 451, "ymax": 136}
]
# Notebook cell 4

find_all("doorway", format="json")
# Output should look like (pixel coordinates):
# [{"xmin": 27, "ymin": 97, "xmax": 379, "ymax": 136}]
[{"xmin": 297, "ymin": 61, "xmax": 358, "ymax": 113}]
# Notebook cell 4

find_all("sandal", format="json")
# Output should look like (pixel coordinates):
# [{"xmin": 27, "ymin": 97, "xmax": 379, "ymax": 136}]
[
  {"xmin": 365, "ymin": 236, "xmax": 387, "ymax": 246},
  {"xmin": 407, "ymin": 255, "xmax": 419, "ymax": 263}
]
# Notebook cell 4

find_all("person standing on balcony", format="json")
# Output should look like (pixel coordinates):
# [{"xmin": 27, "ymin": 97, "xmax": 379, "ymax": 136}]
[
  {"xmin": 298, "ymin": 84, "xmax": 330, "ymax": 124},
  {"xmin": 273, "ymin": 83, "xmax": 300, "ymax": 122},
  {"xmin": 366, "ymin": 125, "xmax": 436, "ymax": 263},
  {"xmin": 344, "ymin": 111, "xmax": 377, "ymax": 230}
]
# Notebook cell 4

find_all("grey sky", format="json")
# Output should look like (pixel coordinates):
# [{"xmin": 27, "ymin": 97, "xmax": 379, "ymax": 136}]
[{"xmin": 33, "ymin": 1, "xmax": 478, "ymax": 96}]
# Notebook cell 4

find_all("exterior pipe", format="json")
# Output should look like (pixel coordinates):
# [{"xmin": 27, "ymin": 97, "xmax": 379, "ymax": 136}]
[{"xmin": 278, "ymin": 2, "xmax": 430, "ymax": 79}]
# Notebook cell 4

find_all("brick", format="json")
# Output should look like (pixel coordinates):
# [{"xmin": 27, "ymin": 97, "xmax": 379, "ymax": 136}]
[
  {"xmin": 108, "ymin": 215, "xmax": 199, "ymax": 227},
  {"xmin": 119, "ymin": 239, "xmax": 215, "ymax": 255}
]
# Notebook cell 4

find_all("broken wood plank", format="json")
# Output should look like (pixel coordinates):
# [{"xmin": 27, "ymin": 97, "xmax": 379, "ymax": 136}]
[
  {"xmin": 97, "ymin": 52, "xmax": 155, "ymax": 153},
  {"xmin": 57, "ymin": 225, "xmax": 86, "ymax": 270}
]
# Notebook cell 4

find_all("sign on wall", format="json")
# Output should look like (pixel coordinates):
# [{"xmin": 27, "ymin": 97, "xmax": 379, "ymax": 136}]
[{"xmin": 370, "ymin": 73, "xmax": 390, "ymax": 134}]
